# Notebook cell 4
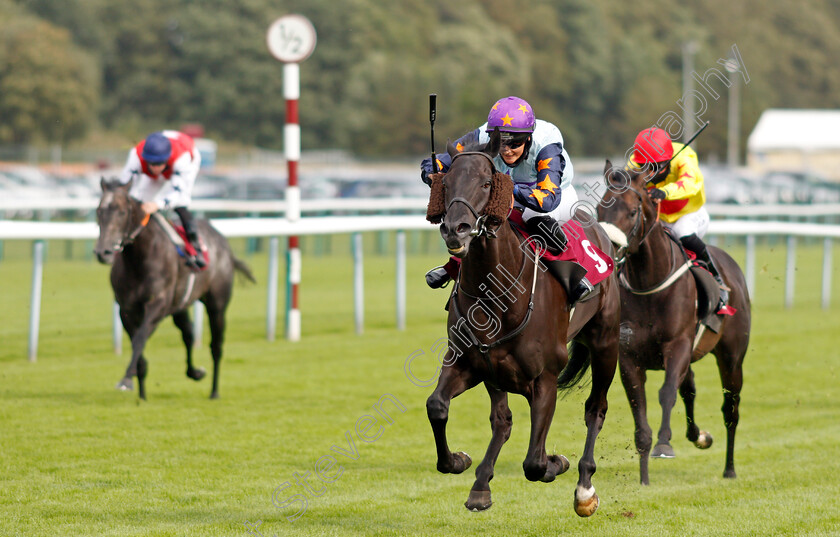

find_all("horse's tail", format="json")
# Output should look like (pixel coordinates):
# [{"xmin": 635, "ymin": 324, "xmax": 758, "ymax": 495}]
[
  {"xmin": 233, "ymin": 257, "xmax": 257, "ymax": 283},
  {"xmin": 557, "ymin": 340, "xmax": 591, "ymax": 391}
]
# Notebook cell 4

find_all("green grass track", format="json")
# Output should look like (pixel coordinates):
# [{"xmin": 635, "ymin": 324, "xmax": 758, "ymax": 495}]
[{"xmin": 1, "ymin": 238, "xmax": 839, "ymax": 536}]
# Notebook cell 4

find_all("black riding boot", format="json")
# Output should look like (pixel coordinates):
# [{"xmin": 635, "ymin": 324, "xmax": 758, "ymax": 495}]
[
  {"xmin": 680, "ymin": 233, "xmax": 728, "ymax": 309},
  {"xmin": 527, "ymin": 215, "xmax": 594, "ymax": 305},
  {"xmin": 526, "ymin": 215, "xmax": 567, "ymax": 255},
  {"xmin": 175, "ymin": 207, "xmax": 206, "ymax": 268}
]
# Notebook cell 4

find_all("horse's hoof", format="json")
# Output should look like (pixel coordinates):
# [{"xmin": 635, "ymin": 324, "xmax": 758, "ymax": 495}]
[
  {"xmin": 187, "ymin": 367, "xmax": 206, "ymax": 381},
  {"xmin": 540, "ymin": 454, "xmax": 571, "ymax": 482},
  {"xmin": 465, "ymin": 490, "xmax": 492, "ymax": 511},
  {"xmin": 651, "ymin": 443, "xmax": 675, "ymax": 458},
  {"xmin": 437, "ymin": 451, "xmax": 471, "ymax": 474},
  {"xmin": 116, "ymin": 378, "xmax": 133, "ymax": 391},
  {"xmin": 209, "ymin": 391, "xmax": 219, "ymax": 400},
  {"xmin": 574, "ymin": 486, "xmax": 599, "ymax": 517},
  {"xmin": 693, "ymin": 431, "xmax": 713, "ymax": 449}
]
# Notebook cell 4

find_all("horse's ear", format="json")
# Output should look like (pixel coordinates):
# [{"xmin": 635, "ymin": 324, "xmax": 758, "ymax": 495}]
[
  {"xmin": 486, "ymin": 127, "xmax": 501, "ymax": 157},
  {"xmin": 446, "ymin": 139, "xmax": 458, "ymax": 158},
  {"xmin": 100, "ymin": 177, "xmax": 106, "ymax": 191},
  {"xmin": 603, "ymin": 159, "xmax": 613, "ymax": 176}
]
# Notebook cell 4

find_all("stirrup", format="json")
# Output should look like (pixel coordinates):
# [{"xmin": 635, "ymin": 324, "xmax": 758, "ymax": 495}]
[
  {"xmin": 568, "ymin": 277, "xmax": 595, "ymax": 305},
  {"xmin": 425, "ymin": 266, "xmax": 451, "ymax": 289}
]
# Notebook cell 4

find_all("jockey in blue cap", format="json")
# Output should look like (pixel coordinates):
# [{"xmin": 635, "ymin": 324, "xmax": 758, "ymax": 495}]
[{"xmin": 119, "ymin": 130, "xmax": 205, "ymax": 268}]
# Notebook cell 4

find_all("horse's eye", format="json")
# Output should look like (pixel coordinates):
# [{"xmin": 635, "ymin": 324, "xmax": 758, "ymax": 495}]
[
  {"xmin": 482, "ymin": 181, "xmax": 491, "ymax": 189},
  {"xmin": 629, "ymin": 208, "xmax": 638, "ymax": 217}
]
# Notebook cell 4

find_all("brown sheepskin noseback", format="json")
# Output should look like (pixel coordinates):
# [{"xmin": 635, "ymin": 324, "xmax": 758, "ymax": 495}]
[
  {"xmin": 483, "ymin": 172, "xmax": 514, "ymax": 225},
  {"xmin": 426, "ymin": 173, "xmax": 446, "ymax": 224}
]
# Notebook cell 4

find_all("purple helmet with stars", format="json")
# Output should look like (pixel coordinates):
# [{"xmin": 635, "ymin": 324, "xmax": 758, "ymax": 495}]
[{"xmin": 486, "ymin": 96, "xmax": 536, "ymax": 134}]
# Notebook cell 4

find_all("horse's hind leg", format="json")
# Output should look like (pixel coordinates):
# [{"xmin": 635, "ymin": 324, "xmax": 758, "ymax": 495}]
[
  {"xmin": 203, "ymin": 299, "xmax": 228, "ymax": 400},
  {"xmin": 620, "ymin": 359, "xmax": 653, "ymax": 484},
  {"xmin": 466, "ymin": 386, "xmax": 512, "ymax": 511},
  {"xmin": 715, "ymin": 348, "xmax": 745, "ymax": 478},
  {"xmin": 137, "ymin": 354, "xmax": 148, "ymax": 400},
  {"xmin": 522, "ymin": 372, "xmax": 569, "ymax": 483},
  {"xmin": 172, "ymin": 309, "xmax": 206, "ymax": 381},
  {"xmin": 679, "ymin": 366, "xmax": 713, "ymax": 449},
  {"xmin": 426, "ymin": 353, "xmax": 478, "ymax": 476}
]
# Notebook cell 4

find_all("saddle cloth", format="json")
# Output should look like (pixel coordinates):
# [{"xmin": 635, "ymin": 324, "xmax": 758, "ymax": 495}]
[{"xmin": 508, "ymin": 211, "xmax": 614, "ymax": 286}]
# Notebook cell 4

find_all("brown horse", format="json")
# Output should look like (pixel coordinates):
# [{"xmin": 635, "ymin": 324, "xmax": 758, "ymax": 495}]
[
  {"xmin": 598, "ymin": 161, "xmax": 750, "ymax": 484},
  {"xmin": 94, "ymin": 178, "xmax": 255, "ymax": 400},
  {"xmin": 424, "ymin": 132, "xmax": 620, "ymax": 517}
]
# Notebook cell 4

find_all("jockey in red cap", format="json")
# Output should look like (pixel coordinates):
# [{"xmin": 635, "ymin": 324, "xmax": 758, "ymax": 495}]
[{"xmin": 629, "ymin": 127, "xmax": 728, "ymax": 309}]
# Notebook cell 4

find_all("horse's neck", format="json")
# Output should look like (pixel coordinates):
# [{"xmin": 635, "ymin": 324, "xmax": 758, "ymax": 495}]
[
  {"xmin": 123, "ymin": 204, "xmax": 164, "ymax": 262},
  {"xmin": 460, "ymin": 224, "xmax": 531, "ymax": 312},
  {"xmin": 625, "ymin": 226, "xmax": 678, "ymax": 288}
]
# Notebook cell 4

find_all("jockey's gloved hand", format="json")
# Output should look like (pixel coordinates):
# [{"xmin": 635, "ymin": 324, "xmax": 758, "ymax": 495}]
[
  {"xmin": 420, "ymin": 157, "xmax": 435, "ymax": 185},
  {"xmin": 649, "ymin": 188, "xmax": 667, "ymax": 202}
]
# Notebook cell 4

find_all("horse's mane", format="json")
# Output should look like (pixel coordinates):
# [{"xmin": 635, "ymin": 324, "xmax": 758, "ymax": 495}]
[{"xmin": 101, "ymin": 177, "xmax": 131, "ymax": 193}]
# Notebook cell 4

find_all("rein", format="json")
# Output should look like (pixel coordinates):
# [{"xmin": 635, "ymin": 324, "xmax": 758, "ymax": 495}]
[
  {"xmin": 618, "ymin": 184, "xmax": 689, "ymax": 295},
  {"xmin": 113, "ymin": 200, "xmax": 150, "ymax": 252},
  {"xmin": 449, "ymin": 244, "xmax": 540, "ymax": 379}
]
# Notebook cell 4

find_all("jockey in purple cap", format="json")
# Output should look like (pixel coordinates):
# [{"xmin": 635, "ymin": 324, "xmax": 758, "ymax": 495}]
[{"xmin": 421, "ymin": 96, "xmax": 594, "ymax": 304}]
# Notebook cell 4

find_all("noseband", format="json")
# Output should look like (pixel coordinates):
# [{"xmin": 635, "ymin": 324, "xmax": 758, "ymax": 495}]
[{"xmin": 443, "ymin": 151, "xmax": 501, "ymax": 239}]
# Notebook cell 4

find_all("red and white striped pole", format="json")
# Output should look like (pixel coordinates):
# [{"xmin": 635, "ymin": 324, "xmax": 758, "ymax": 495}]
[
  {"xmin": 284, "ymin": 62, "xmax": 302, "ymax": 341},
  {"xmin": 267, "ymin": 15, "xmax": 316, "ymax": 342}
]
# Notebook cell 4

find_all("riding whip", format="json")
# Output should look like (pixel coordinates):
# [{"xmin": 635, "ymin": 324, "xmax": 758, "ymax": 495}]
[{"xmin": 429, "ymin": 94, "xmax": 438, "ymax": 173}]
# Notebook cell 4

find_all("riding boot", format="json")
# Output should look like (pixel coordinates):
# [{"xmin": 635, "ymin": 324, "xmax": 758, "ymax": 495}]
[
  {"xmin": 525, "ymin": 215, "xmax": 568, "ymax": 255},
  {"xmin": 568, "ymin": 277, "xmax": 596, "ymax": 305},
  {"xmin": 680, "ymin": 234, "xmax": 728, "ymax": 309},
  {"xmin": 175, "ymin": 207, "xmax": 206, "ymax": 269}
]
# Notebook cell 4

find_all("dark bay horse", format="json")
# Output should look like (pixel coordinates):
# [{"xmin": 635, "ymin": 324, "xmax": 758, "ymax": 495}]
[
  {"xmin": 94, "ymin": 178, "xmax": 255, "ymax": 400},
  {"xmin": 424, "ymin": 132, "xmax": 620, "ymax": 517},
  {"xmin": 598, "ymin": 161, "xmax": 750, "ymax": 484}
]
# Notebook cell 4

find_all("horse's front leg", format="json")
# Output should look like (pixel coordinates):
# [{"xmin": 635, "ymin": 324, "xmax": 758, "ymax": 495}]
[
  {"xmin": 652, "ymin": 338, "xmax": 692, "ymax": 458},
  {"xmin": 466, "ymin": 385, "xmax": 512, "ymax": 511},
  {"xmin": 522, "ymin": 372, "xmax": 569, "ymax": 483},
  {"xmin": 426, "ymin": 351, "xmax": 479, "ymax": 475},
  {"xmin": 619, "ymin": 358, "xmax": 653, "ymax": 484},
  {"xmin": 118, "ymin": 300, "xmax": 167, "ymax": 399}
]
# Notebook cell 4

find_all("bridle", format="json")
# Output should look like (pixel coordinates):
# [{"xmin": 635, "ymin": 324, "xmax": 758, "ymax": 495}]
[
  {"xmin": 100, "ymin": 194, "xmax": 149, "ymax": 253},
  {"xmin": 442, "ymin": 151, "xmax": 504, "ymax": 239},
  {"xmin": 615, "ymin": 175, "xmax": 691, "ymax": 296}
]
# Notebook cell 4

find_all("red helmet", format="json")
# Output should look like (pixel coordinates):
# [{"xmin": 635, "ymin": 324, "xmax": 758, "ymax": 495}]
[{"xmin": 633, "ymin": 127, "xmax": 673, "ymax": 163}]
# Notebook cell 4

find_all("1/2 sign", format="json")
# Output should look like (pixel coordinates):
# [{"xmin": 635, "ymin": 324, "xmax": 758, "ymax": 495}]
[{"xmin": 267, "ymin": 15, "xmax": 317, "ymax": 63}]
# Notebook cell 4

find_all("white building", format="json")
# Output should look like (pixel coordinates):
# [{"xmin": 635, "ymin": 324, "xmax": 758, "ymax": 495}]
[{"xmin": 747, "ymin": 109, "xmax": 840, "ymax": 181}]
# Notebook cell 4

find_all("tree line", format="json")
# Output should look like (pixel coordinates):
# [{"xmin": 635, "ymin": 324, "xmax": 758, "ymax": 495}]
[{"xmin": 3, "ymin": 0, "xmax": 840, "ymax": 160}]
